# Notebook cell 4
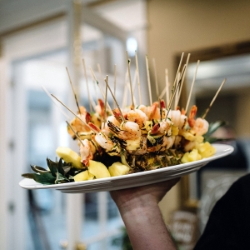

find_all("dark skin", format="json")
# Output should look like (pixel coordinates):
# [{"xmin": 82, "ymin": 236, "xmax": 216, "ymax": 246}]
[{"xmin": 110, "ymin": 178, "xmax": 180, "ymax": 250}]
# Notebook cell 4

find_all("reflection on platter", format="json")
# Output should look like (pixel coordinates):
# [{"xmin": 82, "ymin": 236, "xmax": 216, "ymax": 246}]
[{"xmin": 19, "ymin": 144, "xmax": 233, "ymax": 193}]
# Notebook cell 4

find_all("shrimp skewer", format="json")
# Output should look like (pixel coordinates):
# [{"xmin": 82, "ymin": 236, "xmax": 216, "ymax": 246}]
[
  {"xmin": 67, "ymin": 109, "xmax": 92, "ymax": 138},
  {"xmin": 67, "ymin": 121, "xmax": 96, "ymax": 166},
  {"xmin": 51, "ymin": 94, "xmax": 97, "ymax": 133},
  {"xmin": 107, "ymin": 120, "xmax": 141, "ymax": 141},
  {"xmin": 88, "ymin": 122, "xmax": 121, "ymax": 156},
  {"xmin": 80, "ymin": 139, "xmax": 97, "ymax": 166},
  {"xmin": 105, "ymin": 76, "xmax": 125, "ymax": 123},
  {"xmin": 48, "ymin": 55, "xmax": 222, "ymax": 175},
  {"xmin": 188, "ymin": 105, "xmax": 209, "ymax": 136},
  {"xmin": 124, "ymin": 109, "xmax": 148, "ymax": 129}
]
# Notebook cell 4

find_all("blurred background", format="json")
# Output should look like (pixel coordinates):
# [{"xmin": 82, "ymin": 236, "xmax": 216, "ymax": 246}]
[{"xmin": 1, "ymin": 0, "xmax": 250, "ymax": 249}]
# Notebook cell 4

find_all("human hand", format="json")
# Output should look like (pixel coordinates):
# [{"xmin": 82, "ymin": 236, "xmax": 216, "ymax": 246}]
[
  {"xmin": 110, "ymin": 178, "xmax": 180, "ymax": 212},
  {"xmin": 110, "ymin": 178, "xmax": 180, "ymax": 250}
]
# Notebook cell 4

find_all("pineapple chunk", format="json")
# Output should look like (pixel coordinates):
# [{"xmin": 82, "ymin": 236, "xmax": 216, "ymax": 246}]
[
  {"xmin": 73, "ymin": 170, "xmax": 95, "ymax": 182},
  {"xmin": 108, "ymin": 162, "xmax": 130, "ymax": 177},
  {"xmin": 181, "ymin": 149, "xmax": 202, "ymax": 163},
  {"xmin": 88, "ymin": 160, "xmax": 111, "ymax": 179},
  {"xmin": 88, "ymin": 172, "xmax": 95, "ymax": 180},
  {"xmin": 125, "ymin": 138, "xmax": 140, "ymax": 151},
  {"xmin": 197, "ymin": 142, "xmax": 216, "ymax": 158},
  {"xmin": 73, "ymin": 170, "xmax": 90, "ymax": 182},
  {"xmin": 56, "ymin": 146, "xmax": 83, "ymax": 169},
  {"xmin": 195, "ymin": 135, "xmax": 204, "ymax": 143},
  {"xmin": 171, "ymin": 125, "xmax": 179, "ymax": 136},
  {"xmin": 179, "ymin": 130, "xmax": 195, "ymax": 141}
]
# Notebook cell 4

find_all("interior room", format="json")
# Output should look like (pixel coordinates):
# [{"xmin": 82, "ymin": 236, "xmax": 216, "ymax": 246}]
[{"xmin": 1, "ymin": 0, "xmax": 250, "ymax": 249}]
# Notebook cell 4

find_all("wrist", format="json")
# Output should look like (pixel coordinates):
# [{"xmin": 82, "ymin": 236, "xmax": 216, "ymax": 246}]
[
  {"xmin": 112, "ymin": 190, "xmax": 158, "ymax": 214},
  {"xmin": 117, "ymin": 199, "xmax": 176, "ymax": 250},
  {"xmin": 118, "ymin": 197, "xmax": 159, "ymax": 218}
]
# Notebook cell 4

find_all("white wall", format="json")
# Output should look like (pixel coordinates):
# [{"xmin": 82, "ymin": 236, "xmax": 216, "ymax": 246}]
[{"xmin": 147, "ymin": 0, "xmax": 250, "ymax": 86}]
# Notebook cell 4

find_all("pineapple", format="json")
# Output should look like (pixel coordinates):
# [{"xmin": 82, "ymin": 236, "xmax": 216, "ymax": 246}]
[
  {"xmin": 73, "ymin": 170, "xmax": 90, "ymax": 182},
  {"xmin": 197, "ymin": 142, "xmax": 216, "ymax": 158},
  {"xmin": 56, "ymin": 147, "xmax": 83, "ymax": 169},
  {"xmin": 88, "ymin": 160, "xmax": 111, "ymax": 179},
  {"xmin": 108, "ymin": 162, "xmax": 130, "ymax": 177},
  {"xmin": 181, "ymin": 149, "xmax": 202, "ymax": 163}
]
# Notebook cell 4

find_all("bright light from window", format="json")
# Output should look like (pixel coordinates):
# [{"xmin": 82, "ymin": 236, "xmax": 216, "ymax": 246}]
[{"xmin": 126, "ymin": 37, "xmax": 138, "ymax": 57}]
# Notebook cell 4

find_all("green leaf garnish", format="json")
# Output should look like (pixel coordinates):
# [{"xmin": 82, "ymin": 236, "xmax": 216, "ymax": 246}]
[{"xmin": 22, "ymin": 158, "xmax": 85, "ymax": 185}]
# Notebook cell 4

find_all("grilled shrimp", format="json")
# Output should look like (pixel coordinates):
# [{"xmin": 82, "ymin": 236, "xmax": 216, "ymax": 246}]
[
  {"xmin": 188, "ymin": 105, "xmax": 209, "ymax": 135},
  {"xmin": 150, "ymin": 120, "xmax": 172, "ymax": 135},
  {"xmin": 95, "ymin": 99, "xmax": 105, "ymax": 119},
  {"xmin": 138, "ymin": 102, "xmax": 160, "ymax": 120},
  {"xmin": 192, "ymin": 118, "xmax": 209, "ymax": 136},
  {"xmin": 94, "ymin": 131, "xmax": 120, "ymax": 156},
  {"xmin": 168, "ymin": 109, "xmax": 187, "ymax": 129},
  {"xmin": 67, "ymin": 110, "xmax": 92, "ymax": 138},
  {"xmin": 104, "ymin": 115, "xmax": 121, "ymax": 131},
  {"xmin": 124, "ymin": 109, "xmax": 148, "ymax": 128},
  {"xmin": 108, "ymin": 120, "xmax": 141, "ymax": 140},
  {"xmin": 80, "ymin": 139, "xmax": 96, "ymax": 166},
  {"xmin": 162, "ymin": 135, "xmax": 176, "ymax": 149}
]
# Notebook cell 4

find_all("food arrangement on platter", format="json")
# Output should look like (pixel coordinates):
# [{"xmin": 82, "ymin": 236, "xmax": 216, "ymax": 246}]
[{"xmin": 22, "ymin": 53, "xmax": 226, "ymax": 185}]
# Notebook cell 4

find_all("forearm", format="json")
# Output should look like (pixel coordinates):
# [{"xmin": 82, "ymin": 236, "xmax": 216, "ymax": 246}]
[
  {"xmin": 111, "ymin": 179, "xmax": 180, "ymax": 249},
  {"xmin": 118, "ymin": 202, "xmax": 177, "ymax": 250}
]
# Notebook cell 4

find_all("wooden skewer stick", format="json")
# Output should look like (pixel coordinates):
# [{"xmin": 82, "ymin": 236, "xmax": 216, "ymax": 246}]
[
  {"xmin": 90, "ymin": 67, "xmax": 101, "ymax": 93},
  {"xmin": 158, "ymin": 53, "xmax": 186, "ymax": 106},
  {"xmin": 122, "ymin": 70, "xmax": 128, "ymax": 108},
  {"xmin": 159, "ymin": 87, "xmax": 166, "ymax": 99},
  {"xmin": 145, "ymin": 55, "xmax": 153, "ymax": 105},
  {"xmin": 173, "ymin": 52, "xmax": 184, "ymax": 89},
  {"xmin": 89, "ymin": 67, "xmax": 99, "ymax": 100},
  {"xmin": 96, "ymin": 64, "xmax": 105, "ymax": 95},
  {"xmin": 159, "ymin": 85, "xmax": 167, "ymax": 99},
  {"xmin": 97, "ymin": 63, "xmax": 102, "ymax": 75},
  {"xmin": 128, "ymin": 73, "xmax": 137, "ymax": 106},
  {"xmin": 165, "ymin": 78, "xmax": 182, "ymax": 119},
  {"xmin": 159, "ymin": 98, "xmax": 163, "ymax": 121},
  {"xmin": 135, "ymin": 50, "xmax": 142, "ymax": 105},
  {"xmin": 174, "ymin": 65, "xmax": 186, "ymax": 109},
  {"xmin": 66, "ymin": 121, "xmax": 84, "ymax": 147},
  {"xmin": 105, "ymin": 75, "xmax": 125, "ymax": 123},
  {"xmin": 126, "ymin": 52, "xmax": 135, "ymax": 109},
  {"xmin": 66, "ymin": 67, "xmax": 81, "ymax": 114},
  {"xmin": 104, "ymin": 75, "xmax": 108, "ymax": 125},
  {"xmin": 153, "ymin": 58, "xmax": 159, "ymax": 98},
  {"xmin": 132, "ymin": 69, "xmax": 138, "ymax": 107},
  {"xmin": 165, "ymin": 69, "xmax": 170, "ymax": 108},
  {"xmin": 50, "ymin": 93, "xmax": 98, "ymax": 133},
  {"xmin": 175, "ymin": 53, "xmax": 191, "ymax": 108},
  {"xmin": 42, "ymin": 86, "xmax": 70, "ymax": 120},
  {"xmin": 185, "ymin": 60, "xmax": 200, "ymax": 112},
  {"xmin": 89, "ymin": 68, "xmax": 98, "ymax": 107},
  {"xmin": 82, "ymin": 59, "xmax": 93, "ymax": 112},
  {"xmin": 113, "ymin": 64, "xmax": 117, "ymax": 109},
  {"xmin": 131, "ymin": 71, "xmax": 139, "ymax": 107},
  {"xmin": 90, "ymin": 67, "xmax": 112, "ymax": 113},
  {"xmin": 202, "ymin": 78, "xmax": 227, "ymax": 119}
]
